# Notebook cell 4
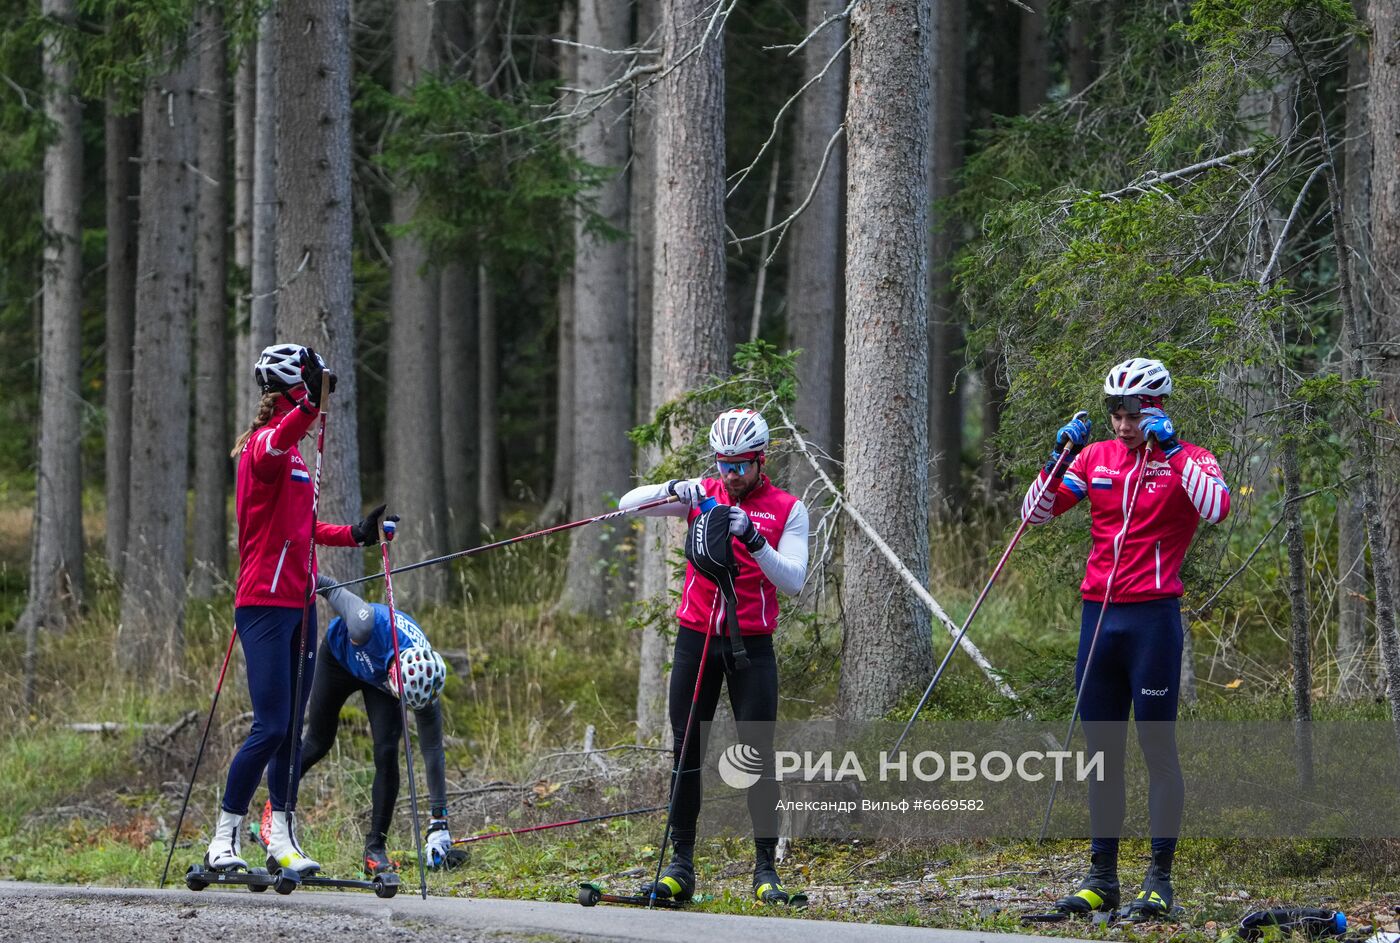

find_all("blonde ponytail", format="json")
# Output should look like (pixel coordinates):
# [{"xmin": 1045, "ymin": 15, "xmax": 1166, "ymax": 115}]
[{"xmin": 231, "ymin": 391, "xmax": 281, "ymax": 458}]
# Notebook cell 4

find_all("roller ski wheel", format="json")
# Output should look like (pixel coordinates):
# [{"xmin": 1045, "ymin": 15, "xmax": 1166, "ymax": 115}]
[
  {"xmin": 371, "ymin": 872, "xmax": 401, "ymax": 899},
  {"xmin": 575, "ymin": 880, "xmax": 688, "ymax": 909},
  {"xmin": 184, "ymin": 862, "xmax": 289, "ymax": 895},
  {"xmin": 184, "ymin": 863, "xmax": 209, "ymax": 892}
]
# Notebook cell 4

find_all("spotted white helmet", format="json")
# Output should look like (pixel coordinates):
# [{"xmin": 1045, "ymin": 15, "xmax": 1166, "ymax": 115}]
[
  {"xmin": 708, "ymin": 408, "xmax": 770, "ymax": 457},
  {"xmin": 1103, "ymin": 357, "xmax": 1172, "ymax": 398},
  {"xmin": 254, "ymin": 343, "xmax": 314, "ymax": 392},
  {"xmin": 389, "ymin": 647, "xmax": 447, "ymax": 710}
]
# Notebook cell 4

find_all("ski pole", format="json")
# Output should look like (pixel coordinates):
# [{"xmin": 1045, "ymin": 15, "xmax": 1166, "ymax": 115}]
[
  {"xmin": 320, "ymin": 495, "xmax": 680, "ymax": 592},
  {"xmin": 648, "ymin": 628, "xmax": 714, "ymax": 909},
  {"xmin": 891, "ymin": 411, "xmax": 1089, "ymax": 756},
  {"xmin": 451, "ymin": 806, "xmax": 665, "ymax": 846},
  {"xmin": 157, "ymin": 628, "xmax": 239, "ymax": 888},
  {"xmin": 1037, "ymin": 437, "xmax": 1152, "ymax": 842},
  {"xmin": 284, "ymin": 373, "xmax": 331, "ymax": 837},
  {"xmin": 381, "ymin": 522, "xmax": 429, "ymax": 900}
]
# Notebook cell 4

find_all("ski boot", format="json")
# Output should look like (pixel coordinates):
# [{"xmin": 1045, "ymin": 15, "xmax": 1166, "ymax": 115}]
[
  {"xmin": 203, "ymin": 809, "xmax": 249, "ymax": 872},
  {"xmin": 363, "ymin": 831, "xmax": 396, "ymax": 876},
  {"xmin": 752, "ymin": 842, "xmax": 806, "ymax": 907},
  {"xmin": 639, "ymin": 844, "xmax": 695, "ymax": 902},
  {"xmin": 1122, "ymin": 851, "xmax": 1174, "ymax": 922},
  {"xmin": 264, "ymin": 808, "xmax": 321, "ymax": 875},
  {"xmin": 1052, "ymin": 851, "xmax": 1121, "ymax": 916}
]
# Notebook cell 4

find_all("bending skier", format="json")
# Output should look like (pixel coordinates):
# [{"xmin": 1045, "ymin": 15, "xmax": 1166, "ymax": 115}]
[
  {"xmin": 1020, "ymin": 357, "xmax": 1230, "ymax": 920},
  {"xmin": 274, "ymin": 574, "xmax": 462, "ymax": 874},
  {"xmin": 204, "ymin": 343, "xmax": 396, "ymax": 875},
  {"xmin": 619, "ymin": 408, "xmax": 809, "ymax": 905}
]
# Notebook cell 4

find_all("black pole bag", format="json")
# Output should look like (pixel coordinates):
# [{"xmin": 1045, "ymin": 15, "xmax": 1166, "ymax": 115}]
[{"xmin": 684, "ymin": 505, "xmax": 750, "ymax": 672}]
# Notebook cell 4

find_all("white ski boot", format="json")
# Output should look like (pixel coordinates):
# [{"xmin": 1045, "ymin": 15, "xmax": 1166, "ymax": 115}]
[
  {"xmin": 265, "ymin": 809, "xmax": 321, "ymax": 874},
  {"xmin": 204, "ymin": 809, "xmax": 248, "ymax": 871}
]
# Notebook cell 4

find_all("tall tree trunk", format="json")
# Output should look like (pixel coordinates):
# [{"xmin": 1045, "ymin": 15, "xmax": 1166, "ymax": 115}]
[
  {"xmin": 247, "ymin": 6, "xmax": 278, "ymax": 419},
  {"xmin": 788, "ymin": 0, "xmax": 847, "ymax": 501},
  {"xmin": 560, "ymin": 0, "xmax": 633, "ymax": 616},
  {"xmin": 838, "ymin": 0, "xmax": 933, "ymax": 719},
  {"xmin": 1018, "ymin": 0, "xmax": 1048, "ymax": 111},
  {"xmin": 475, "ymin": 0, "xmax": 502, "ymax": 531},
  {"xmin": 21, "ymin": 0, "xmax": 85, "ymax": 637},
  {"xmin": 438, "ymin": 0, "xmax": 479, "ymax": 555},
  {"xmin": 1282, "ymin": 429, "xmax": 1314, "ymax": 785},
  {"xmin": 477, "ymin": 268, "xmax": 501, "ymax": 529},
  {"xmin": 276, "ymin": 0, "xmax": 362, "ymax": 572},
  {"xmin": 538, "ymin": 1, "xmax": 577, "ymax": 528},
  {"xmin": 929, "ymin": 0, "xmax": 964, "ymax": 516},
  {"xmin": 440, "ymin": 261, "xmax": 479, "ymax": 552},
  {"xmin": 1370, "ymin": 0, "xmax": 1400, "ymax": 725},
  {"xmin": 104, "ymin": 97, "xmax": 138, "ymax": 580},
  {"xmin": 632, "ymin": 0, "xmax": 668, "ymax": 744},
  {"xmin": 118, "ymin": 41, "xmax": 198, "ymax": 677},
  {"xmin": 191, "ymin": 3, "xmax": 230, "ymax": 598},
  {"xmin": 386, "ymin": 0, "xmax": 448, "ymax": 604},
  {"xmin": 1338, "ymin": 1, "xmax": 1372, "ymax": 699},
  {"xmin": 1067, "ymin": 4, "xmax": 1095, "ymax": 96},
  {"xmin": 641, "ymin": 0, "xmax": 730, "ymax": 734},
  {"xmin": 233, "ymin": 40, "xmax": 255, "ymax": 439}
]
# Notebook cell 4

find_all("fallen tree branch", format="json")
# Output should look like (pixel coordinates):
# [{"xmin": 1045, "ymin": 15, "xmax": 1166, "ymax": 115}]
[{"xmin": 775, "ymin": 406, "xmax": 1021, "ymax": 703}]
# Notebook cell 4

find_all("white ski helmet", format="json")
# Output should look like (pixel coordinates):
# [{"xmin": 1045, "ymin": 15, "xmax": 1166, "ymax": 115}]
[
  {"xmin": 708, "ymin": 408, "xmax": 770, "ymax": 457},
  {"xmin": 254, "ymin": 343, "xmax": 316, "ymax": 392},
  {"xmin": 390, "ymin": 647, "xmax": 447, "ymax": 710},
  {"xmin": 1103, "ymin": 357, "xmax": 1172, "ymax": 399}
]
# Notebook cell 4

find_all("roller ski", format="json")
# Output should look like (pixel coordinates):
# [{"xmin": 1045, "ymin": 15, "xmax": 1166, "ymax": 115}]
[
  {"xmin": 1114, "ymin": 853, "xmax": 1179, "ymax": 925},
  {"xmin": 580, "ymin": 849, "xmax": 696, "ymax": 909},
  {"xmin": 184, "ymin": 810, "xmax": 298, "ymax": 895},
  {"xmin": 752, "ymin": 843, "xmax": 807, "ymax": 908},
  {"xmin": 250, "ymin": 802, "xmax": 402, "ymax": 899},
  {"xmin": 1021, "ymin": 851, "xmax": 1120, "ymax": 924},
  {"xmin": 577, "ymin": 880, "xmax": 689, "ymax": 909}
]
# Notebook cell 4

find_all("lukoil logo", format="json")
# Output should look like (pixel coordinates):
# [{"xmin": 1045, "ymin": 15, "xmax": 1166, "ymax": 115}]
[{"xmin": 717, "ymin": 743, "xmax": 764, "ymax": 789}]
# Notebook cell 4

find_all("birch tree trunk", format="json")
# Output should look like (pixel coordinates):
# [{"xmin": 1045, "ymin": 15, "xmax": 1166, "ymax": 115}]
[
  {"xmin": 560, "ymin": 0, "xmax": 633, "ymax": 616},
  {"xmin": 21, "ymin": 0, "xmax": 85, "ymax": 637},
  {"xmin": 276, "ymin": 0, "xmax": 362, "ymax": 571},
  {"xmin": 386, "ymin": 0, "xmax": 448, "ymax": 604},
  {"xmin": 191, "ymin": 2, "xmax": 230, "ymax": 598},
  {"xmin": 118, "ymin": 41, "xmax": 198, "ymax": 677},
  {"xmin": 837, "ymin": 0, "xmax": 933, "ymax": 719},
  {"xmin": 104, "ymin": 96, "xmax": 138, "ymax": 580},
  {"xmin": 788, "ymin": 0, "xmax": 846, "ymax": 501}
]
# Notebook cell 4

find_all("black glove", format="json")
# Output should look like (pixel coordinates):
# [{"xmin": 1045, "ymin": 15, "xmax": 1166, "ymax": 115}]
[
  {"xmin": 299, "ymin": 346, "xmax": 338, "ymax": 407},
  {"xmin": 351, "ymin": 504, "xmax": 400, "ymax": 546}
]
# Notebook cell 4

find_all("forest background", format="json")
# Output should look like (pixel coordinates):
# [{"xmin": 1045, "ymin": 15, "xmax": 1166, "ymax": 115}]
[{"xmin": 2, "ymin": 0, "xmax": 1399, "ymax": 930}]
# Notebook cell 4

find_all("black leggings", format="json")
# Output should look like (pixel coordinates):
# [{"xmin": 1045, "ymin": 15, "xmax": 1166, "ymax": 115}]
[
  {"xmin": 300, "ymin": 642, "xmax": 403, "ymax": 837},
  {"xmin": 667, "ymin": 627, "xmax": 779, "ymax": 848}
]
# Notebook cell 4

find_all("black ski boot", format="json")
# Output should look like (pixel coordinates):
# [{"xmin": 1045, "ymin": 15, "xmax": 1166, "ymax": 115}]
[
  {"xmin": 362, "ymin": 832, "xmax": 396, "ymax": 876},
  {"xmin": 752, "ymin": 842, "xmax": 806, "ymax": 907},
  {"xmin": 639, "ymin": 843, "xmax": 695, "ymax": 902},
  {"xmin": 1123, "ymin": 850, "xmax": 1174, "ymax": 922},
  {"xmin": 1052, "ymin": 850, "xmax": 1121, "ymax": 916}
]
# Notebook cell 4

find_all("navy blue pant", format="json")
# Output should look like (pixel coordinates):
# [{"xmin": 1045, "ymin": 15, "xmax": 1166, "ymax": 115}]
[
  {"xmin": 221, "ymin": 605, "xmax": 318, "ymax": 816},
  {"xmin": 1075, "ymin": 597, "xmax": 1184, "ymax": 857}
]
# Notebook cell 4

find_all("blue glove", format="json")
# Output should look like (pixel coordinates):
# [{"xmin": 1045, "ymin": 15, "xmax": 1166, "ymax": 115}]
[
  {"xmin": 1139, "ymin": 410, "xmax": 1181, "ymax": 457},
  {"xmin": 1045, "ymin": 412, "xmax": 1090, "ymax": 474}
]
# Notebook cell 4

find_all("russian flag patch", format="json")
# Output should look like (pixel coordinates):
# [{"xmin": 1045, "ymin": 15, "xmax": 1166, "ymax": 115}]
[
  {"xmin": 291, "ymin": 468, "xmax": 310, "ymax": 483},
  {"xmin": 1092, "ymin": 477, "xmax": 1113, "ymax": 490}
]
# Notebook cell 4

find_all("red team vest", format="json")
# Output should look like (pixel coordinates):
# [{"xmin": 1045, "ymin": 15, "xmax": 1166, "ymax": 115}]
[{"xmin": 675, "ymin": 475, "xmax": 799, "ymax": 636}]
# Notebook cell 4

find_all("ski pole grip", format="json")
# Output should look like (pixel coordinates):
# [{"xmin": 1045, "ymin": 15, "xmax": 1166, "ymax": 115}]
[
  {"xmin": 319, "ymin": 371, "xmax": 331, "ymax": 411},
  {"xmin": 381, "ymin": 519, "xmax": 396, "ymax": 543}
]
